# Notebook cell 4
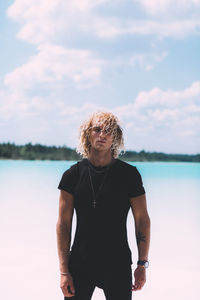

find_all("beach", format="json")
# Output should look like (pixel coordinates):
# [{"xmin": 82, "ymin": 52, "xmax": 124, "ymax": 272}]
[{"xmin": 0, "ymin": 160, "xmax": 200, "ymax": 300}]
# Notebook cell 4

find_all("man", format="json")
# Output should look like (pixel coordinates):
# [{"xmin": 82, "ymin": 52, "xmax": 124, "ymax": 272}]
[{"xmin": 56, "ymin": 111, "xmax": 150, "ymax": 300}]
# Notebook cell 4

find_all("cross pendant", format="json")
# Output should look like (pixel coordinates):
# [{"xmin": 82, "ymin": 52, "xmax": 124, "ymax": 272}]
[{"xmin": 93, "ymin": 199, "xmax": 96, "ymax": 208}]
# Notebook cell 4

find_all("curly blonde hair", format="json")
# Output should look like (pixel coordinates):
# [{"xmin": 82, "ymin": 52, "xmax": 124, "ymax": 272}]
[{"xmin": 76, "ymin": 111, "xmax": 125, "ymax": 158}]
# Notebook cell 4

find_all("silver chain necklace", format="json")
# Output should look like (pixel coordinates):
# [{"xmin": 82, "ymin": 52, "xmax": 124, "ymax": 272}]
[{"xmin": 87, "ymin": 161, "xmax": 112, "ymax": 208}]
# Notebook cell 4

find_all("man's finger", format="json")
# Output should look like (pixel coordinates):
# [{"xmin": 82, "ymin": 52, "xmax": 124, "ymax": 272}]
[
  {"xmin": 132, "ymin": 281, "xmax": 143, "ymax": 291},
  {"xmin": 61, "ymin": 285, "xmax": 75, "ymax": 297},
  {"xmin": 63, "ymin": 289, "xmax": 75, "ymax": 297},
  {"xmin": 62, "ymin": 289, "xmax": 73, "ymax": 297},
  {"xmin": 67, "ymin": 284, "xmax": 75, "ymax": 295},
  {"xmin": 140, "ymin": 280, "xmax": 145, "ymax": 289},
  {"xmin": 132, "ymin": 283, "xmax": 140, "ymax": 291},
  {"xmin": 68, "ymin": 284, "xmax": 75, "ymax": 292}
]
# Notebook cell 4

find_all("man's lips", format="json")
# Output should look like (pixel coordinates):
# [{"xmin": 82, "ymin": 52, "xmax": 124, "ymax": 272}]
[{"xmin": 97, "ymin": 140, "xmax": 106, "ymax": 143}]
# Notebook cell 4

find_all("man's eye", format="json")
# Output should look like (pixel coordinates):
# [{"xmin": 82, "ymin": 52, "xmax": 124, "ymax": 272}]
[{"xmin": 94, "ymin": 127, "xmax": 101, "ymax": 132}]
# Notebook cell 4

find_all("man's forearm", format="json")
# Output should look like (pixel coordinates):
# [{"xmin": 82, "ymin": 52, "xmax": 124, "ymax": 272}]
[
  {"xmin": 56, "ymin": 221, "xmax": 72, "ymax": 273},
  {"xmin": 135, "ymin": 215, "xmax": 151, "ymax": 261}
]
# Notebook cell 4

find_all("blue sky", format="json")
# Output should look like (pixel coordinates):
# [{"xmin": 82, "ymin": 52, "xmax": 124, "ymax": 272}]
[{"xmin": 0, "ymin": 0, "xmax": 200, "ymax": 154}]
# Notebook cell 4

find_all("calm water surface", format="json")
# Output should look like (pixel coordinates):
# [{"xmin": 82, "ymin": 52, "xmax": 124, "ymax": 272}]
[{"xmin": 0, "ymin": 160, "xmax": 199, "ymax": 300}]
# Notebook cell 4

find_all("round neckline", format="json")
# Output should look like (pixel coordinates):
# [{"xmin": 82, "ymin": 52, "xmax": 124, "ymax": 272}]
[{"xmin": 87, "ymin": 158, "xmax": 117, "ymax": 171}]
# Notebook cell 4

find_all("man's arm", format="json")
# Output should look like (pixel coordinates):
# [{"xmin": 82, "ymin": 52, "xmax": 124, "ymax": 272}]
[
  {"xmin": 56, "ymin": 189, "xmax": 75, "ymax": 297},
  {"xmin": 130, "ymin": 193, "xmax": 151, "ymax": 291},
  {"xmin": 56, "ymin": 189, "xmax": 74, "ymax": 273}
]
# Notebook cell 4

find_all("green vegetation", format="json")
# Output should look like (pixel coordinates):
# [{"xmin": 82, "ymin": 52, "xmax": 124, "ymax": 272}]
[
  {"xmin": 123, "ymin": 150, "xmax": 200, "ymax": 162},
  {"xmin": 0, "ymin": 142, "xmax": 199, "ymax": 162},
  {"xmin": 0, "ymin": 142, "xmax": 81, "ymax": 161}
]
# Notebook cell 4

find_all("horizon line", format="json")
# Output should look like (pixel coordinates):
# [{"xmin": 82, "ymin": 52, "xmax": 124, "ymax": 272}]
[{"xmin": 0, "ymin": 141, "xmax": 199, "ymax": 156}]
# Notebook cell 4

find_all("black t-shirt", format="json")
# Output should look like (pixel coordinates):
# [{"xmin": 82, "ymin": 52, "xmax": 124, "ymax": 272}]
[{"xmin": 58, "ymin": 158, "xmax": 145, "ymax": 271}]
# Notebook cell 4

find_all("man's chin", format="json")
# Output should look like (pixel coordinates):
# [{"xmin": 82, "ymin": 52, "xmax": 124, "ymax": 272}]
[
  {"xmin": 95, "ymin": 143, "xmax": 105, "ymax": 148},
  {"xmin": 94, "ymin": 145, "xmax": 107, "ymax": 152}
]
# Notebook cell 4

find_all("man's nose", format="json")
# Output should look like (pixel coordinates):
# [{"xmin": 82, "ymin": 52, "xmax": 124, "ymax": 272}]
[{"xmin": 99, "ymin": 130, "xmax": 106, "ymax": 136}]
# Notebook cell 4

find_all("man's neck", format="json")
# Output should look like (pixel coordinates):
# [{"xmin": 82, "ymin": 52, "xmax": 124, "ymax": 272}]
[{"xmin": 87, "ymin": 151, "xmax": 114, "ymax": 167}]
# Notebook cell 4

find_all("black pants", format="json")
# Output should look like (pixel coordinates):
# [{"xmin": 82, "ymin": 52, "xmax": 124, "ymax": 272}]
[{"xmin": 64, "ymin": 263, "xmax": 133, "ymax": 300}]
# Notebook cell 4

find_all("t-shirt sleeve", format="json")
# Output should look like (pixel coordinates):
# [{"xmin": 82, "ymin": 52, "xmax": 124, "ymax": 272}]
[
  {"xmin": 127, "ymin": 166, "xmax": 145, "ymax": 198},
  {"xmin": 57, "ymin": 163, "xmax": 78, "ymax": 195}
]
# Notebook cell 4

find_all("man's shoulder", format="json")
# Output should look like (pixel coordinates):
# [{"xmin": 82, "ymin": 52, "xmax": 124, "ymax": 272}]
[
  {"xmin": 68, "ymin": 158, "xmax": 86, "ymax": 167},
  {"xmin": 115, "ymin": 159, "xmax": 138, "ymax": 178},
  {"xmin": 71, "ymin": 158, "xmax": 88, "ymax": 173},
  {"xmin": 62, "ymin": 159, "xmax": 84, "ymax": 174},
  {"xmin": 116, "ymin": 158, "xmax": 136, "ymax": 171}
]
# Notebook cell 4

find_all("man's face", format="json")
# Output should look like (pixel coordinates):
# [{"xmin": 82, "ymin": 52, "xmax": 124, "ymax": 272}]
[{"xmin": 89, "ymin": 121, "xmax": 113, "ymax": 152}]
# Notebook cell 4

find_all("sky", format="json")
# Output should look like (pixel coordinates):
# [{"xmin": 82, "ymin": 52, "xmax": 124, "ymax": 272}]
[{"xmin": 0, "ymin": 0, "xmax": 200, "ymax": 154}]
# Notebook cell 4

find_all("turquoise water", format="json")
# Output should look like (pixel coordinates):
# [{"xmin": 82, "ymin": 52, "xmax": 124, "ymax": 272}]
[{"xmin": 0, "ymin": 160, "xmax": 200, "ymax": 300}]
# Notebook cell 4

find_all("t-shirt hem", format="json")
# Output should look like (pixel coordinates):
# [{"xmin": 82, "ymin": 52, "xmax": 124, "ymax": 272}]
[{"xmin": 128, "ymin": 190, "xmax": 145, "ymax": 198}]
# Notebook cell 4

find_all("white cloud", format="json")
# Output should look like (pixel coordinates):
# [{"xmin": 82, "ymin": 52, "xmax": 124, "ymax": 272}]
[
  {"xmin": 4, "ymin": 44, "xmax": 104, "ymax": 92},
  {"xmin": 133, "ymin": 81, "xmax": 200, "ymax": 109},
  {"xmin": 0, "ymin": 88, "xmax": 52, "ymax": 122},
  {"xmin": 130, "ymin": 51, "xmax": 168, "ymax": 71},
  {"xmin": 1, "ymin": 81, "xmax": 200, "ymax": 153},
  {"xmin": 7, "ymin": 0, "xmax": 109, "ymax": 44},
  {"xmin": 114, "ymin": 82, "xmax": 200, "ymax": 125},
  {"xmin": 7, "ymin": 0, "xmax": 200, "ymax": 45},
  {"xmin": 3, "ymin": 0, "xmax": 200, "ymax": 153},
  {"xmin": 136, "ymin": 0, "xmax": 200, "ymax": 15},
  {"xmin": 111, "ymin": 81, "xmax": 200, "ymax": 152},
  {"xmin": 93, "ymin": 18, "xmax": 200, "ymax": 39}
]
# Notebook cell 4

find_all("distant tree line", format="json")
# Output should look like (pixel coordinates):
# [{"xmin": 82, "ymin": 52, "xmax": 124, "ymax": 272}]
[
  {"xmin": 0, "ymin": 142, "xmax": 81, "ymax": 161},
  {"xmin": 0, "ymin": 142, "xmax": 199, "ymax": 162},
  {"xmin": 123, "ymin": 150, "xmax": 200, "ymax": 162}
]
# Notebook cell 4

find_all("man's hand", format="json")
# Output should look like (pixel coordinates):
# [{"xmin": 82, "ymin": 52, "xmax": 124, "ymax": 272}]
[
  {"xmin": 132, "ymin": 266, "xmax": 146, "ymax": 291},
  {"xmin": 60, "ymin": 274, "xmax": 75, "ymax": 297}
]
